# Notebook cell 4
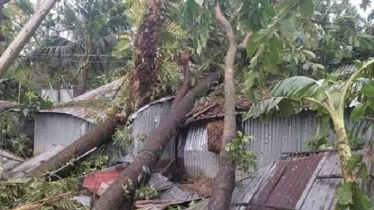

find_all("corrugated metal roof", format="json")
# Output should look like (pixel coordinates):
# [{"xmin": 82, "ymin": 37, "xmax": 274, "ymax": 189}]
[
  {"xmin": 231, "ymin": 165, "xmax": 272, "ymax": 210},
  {"xmin": 73, "ymin": 78, "xmax": 125, "ymax": 101},
  {"xmin": 230, "ymin": 147, "xmax": 374, "ymax": 210},
  {"xmin": 331, "ymin": 63, "xmax": 357, "ymax": 76},
  {"xmin": 38, "ymin": 106, "xmax": 106, "ymax": 123},
  {"xmin": 248, "ymin": 154, "xmax": 325, "ymax": 210},
  {"xmin": 37, "ymin": 76, "xmax": 174, "ymax": 123},
  {"xmin": 184, "ymin": 84, "xmax": 361, "ymax": 127},
  {"xmin": 184, "ymin": 95, "xmax": 251, "ymax": 126},
  {"xmin": 37, "ymin": 78, "xmax": 125, "ymax": 122}
]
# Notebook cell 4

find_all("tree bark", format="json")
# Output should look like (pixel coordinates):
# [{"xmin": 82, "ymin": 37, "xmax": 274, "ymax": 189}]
[
  {"xmin": 208, "ymin": 6, "xmax": 238, "ymax": 210},
  {"xmin": 92, "ymin": 72, "xmax": 221, "ymax": 210},
  {"xmin": 27, "ymin": 116, "xmax": 122, "ymax": 177},
  {"xmin": 333, "ymin": 118, "xmax": 355, "ymax": 182},
  {"xmin": 130, "ymin": 0, "xmax": 164, "ymax": 108},
  {"xmin": 76, "ymin": 58, "xmax": 90, "ymax": 96},
  {"xmin": 171, "ymin": 51, "xmax": 191, "ymax": 110},
  {"xmin": 0, "ymin": 0, "xmax": 58, "ymax": 79}
]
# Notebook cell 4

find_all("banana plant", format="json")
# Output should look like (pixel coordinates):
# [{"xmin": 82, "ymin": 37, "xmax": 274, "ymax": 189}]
[{"xmin": 248, "ymin": 59, "xmax": 374, "ymax": 182}]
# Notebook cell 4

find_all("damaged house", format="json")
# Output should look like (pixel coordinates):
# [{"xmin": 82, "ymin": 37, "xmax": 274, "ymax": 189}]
[
  {"xmin": 33, "ymin": 78, "xmax": 176, "ymax": 168},
  {"xmin": 2, "ymin": 63, "xmax": 370, "ymax": 208},
  {"xmin": 30, "ymin": 68, "xmax": 374, "ymax": 182}
]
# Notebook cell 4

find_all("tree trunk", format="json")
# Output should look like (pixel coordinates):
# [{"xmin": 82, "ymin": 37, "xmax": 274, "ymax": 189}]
[
  {"xmin": 92, "ymin": 72, "xmax": 221, "ymax": 210},
  {"xmin": 76, "ymin": 58, "xmax": 90, "ymax": 96},
  {"xmin": 171, "ymin": 51, "xmax": 191, "ymax": 110},
  {"xmin": 130, "ymin": 0, "xmax": 164, "ymax": 108},
  {"xmin": 208, "ymin": 6, "xmax": 238, "ymax": 210},
  {"xmin": 0, "ymin": 0, "xmax": 58, "ymax": 79},
  {"xmin": 27, "ymin": 116, "xmax": 122, "ymax": 177},
  {"xmin": 76, "ymin": 38, "xmax": 91, "ymax": 96},
  {"xmin": 333, "ymin": 118, "xmax": 355, "ymax": 182}
]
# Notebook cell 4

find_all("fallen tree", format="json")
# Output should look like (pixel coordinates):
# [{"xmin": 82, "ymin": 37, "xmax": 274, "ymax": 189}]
[
  {"xmin": 27, "ymin": 115, "xmax": 122, "ymax": 177},
  {"xmin": 29, "ymin": 0, "xmax": 166, "ymax": 177},
  {"xmin": 92, "ymin": 72, "xmax": 221, "ymax": 210}
]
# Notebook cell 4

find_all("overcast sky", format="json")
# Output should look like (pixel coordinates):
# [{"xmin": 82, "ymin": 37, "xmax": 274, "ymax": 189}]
[
  {"xmin": 30, "ymin": 0, "xmax": 374, "ymax": 19},
  {"xmin": 350, "ymin": 0, "xmax": 374, "ymax": 18}
]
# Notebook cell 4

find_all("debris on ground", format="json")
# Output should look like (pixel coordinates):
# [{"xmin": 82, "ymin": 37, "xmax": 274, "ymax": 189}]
[{"xmin": 3, "ymin": 145, "xmax": 66, "ymax": 179}]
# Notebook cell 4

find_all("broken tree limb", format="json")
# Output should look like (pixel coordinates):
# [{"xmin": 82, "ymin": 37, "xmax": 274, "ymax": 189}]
[
  {"xmin": 0, "ymin": 149, "xmax": 24, "ymax": 162},
  {"xmin": 0, "ymin": 100, "xmax": 18, "ymax": 111},
  {"xmin": 27, "ymin": 116, "xmax": 122, "ymax": 177},
  {"xmin": 92, "ymin": 72, "xmax": 221, "ymax": 210}
]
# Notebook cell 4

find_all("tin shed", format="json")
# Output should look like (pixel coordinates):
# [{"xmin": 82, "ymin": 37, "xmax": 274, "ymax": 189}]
[
  {"xmin": 33, "ymin": 79, "xmax": 121, "ymax": 155},
  {"xmin": 179, "ymin": 96, "xmax": 373, "ymax": 180},
  {"xmin": 33, "ymin": 79, "xmax": 176, "ymax": 166}
]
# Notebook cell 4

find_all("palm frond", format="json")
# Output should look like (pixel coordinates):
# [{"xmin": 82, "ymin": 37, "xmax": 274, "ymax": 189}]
[
  {"xmin": 246, "ymin": 97, "xmax": 300, "ymax": 119},
  {"xmin": 270, "ymin": 76, "xmax": 325, "ymax": 100}
]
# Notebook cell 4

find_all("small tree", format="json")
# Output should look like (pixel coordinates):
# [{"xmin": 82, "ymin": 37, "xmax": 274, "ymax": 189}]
[{"xmin": 248, "ymin": 59, "xmax": 374, "ymax": 210}]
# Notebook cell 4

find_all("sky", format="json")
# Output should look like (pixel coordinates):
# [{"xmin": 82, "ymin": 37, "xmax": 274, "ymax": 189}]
[
  {"xmin": 350, "ymin": 0, "xmax": 374, "ymax": 18},
  {"xmin": 30, "ymin": 0, "xmax": 373, "ymax": 17}
]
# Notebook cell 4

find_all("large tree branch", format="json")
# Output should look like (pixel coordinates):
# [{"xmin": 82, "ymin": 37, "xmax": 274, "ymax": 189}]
[
  {"xmin": 92, "ymin": 72, "xmax": 221, "ymax": 210},
  {"xmin": 28, "ymin": 116, "xmax": 123, "ymax": 177},
  {"xmin": 171, "ymin": 51, "xmax": 192, "ymax": 110},
  {"xmin": 208, "ymin": 5, "xmax": 238, "ymax": 210}
]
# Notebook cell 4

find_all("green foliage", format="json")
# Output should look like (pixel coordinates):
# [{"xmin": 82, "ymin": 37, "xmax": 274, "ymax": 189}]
[
  {"xmin": 112, "ymin": 127, "xmax": 135, "ymax": 147},
  {"xmin": 336, "ymin": 181, "xmax": 372, "ymax": 210},
  {"xmin": 0, "ymin": 91, "xmax": 51, "ymax": 156},
  {"xmin": 0, "ymin": 177, "xmax": 86, "ymax": 210},
  {"xmin": 135, "ymin": 185, "xmax": 160, "ymax": 200},
  {"xmin": 68, "ymin": 153, "xmax": 109, "ymax": 177},
  {"xmin": 0, "ymin": 79, "xmax": 19, "ymax": 100},
  {"xmin": 335, "ymin": 137, "xmax": 372, "ymax": 210},
  {"xmin": 225, "ymin": 131, "xmax": 257, "ymax": 173},
  {"xmin": 336, "ymin": 182, "xmax": 354, "ymax": 206},
  {"xmin": 20, "ymin": 91, "xmax": 53, "ymax": 119},
  {"xmin": 307, "ymin": 126, "xmax": 330, "ymax": 150},
  {"xmin": 157, "ymin": 60, "xmax": 183, "ymax": 97},
  {"xmin": 25, "ymin": 0, "xmax": 129, "ymax": 91},
  {"xmin": 1, "ymin": 133, "xmax": 32, "ymax": 157}
]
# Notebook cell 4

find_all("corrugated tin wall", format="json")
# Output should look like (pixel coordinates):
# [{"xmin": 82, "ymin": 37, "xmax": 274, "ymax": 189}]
[
  {"xmin": 179, "ymin": 123, "xmax": 219, "ymax": 179},
  {"xmin": 34, "ymin": 113, "xmax": 92, "ymax": 155},
  {"xmin": 35, "ymin": 100, "xmax": 176, "ymax": 166},
  {"xmin": 181, "ymin": 111, "xmax": 374, "ymax": 179},
  {"xmin": 244, "ymin": 111, "xmax": 324, "ymax": 167},
  {"xmin": 123, "ymin": 100, "xmax": 176, "ymax": 166}
]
